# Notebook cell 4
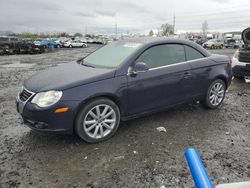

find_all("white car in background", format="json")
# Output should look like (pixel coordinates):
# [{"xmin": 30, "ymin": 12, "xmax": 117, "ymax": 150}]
[
  {"xmin": 203, "ymin": 39, "xmax": 224, "ymax": 49},
  {"xmin": 232, "ymin": 27, "xmax": 250, "ymax": 80},
  {"xmin": 232, "ymin": 50, "xmax": 250, "ymax": 79},
  {"xmin": 63, "ymin": 40, "xmax": 87, "ymax": 48}
]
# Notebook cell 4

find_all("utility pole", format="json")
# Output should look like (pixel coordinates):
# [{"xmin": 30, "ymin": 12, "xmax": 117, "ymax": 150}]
[
  {"xmin": 115, "ymin": 23, "xmax": 117, "ymax": 39},
  {"xmin": 173, "ymin": 14, "xmax": 176, "ymax": 34}
]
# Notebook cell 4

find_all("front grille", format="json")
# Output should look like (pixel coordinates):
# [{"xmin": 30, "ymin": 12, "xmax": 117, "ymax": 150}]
[{"xmin": 19, "ymin": 88, "xmax": 33, "ymax": 102}]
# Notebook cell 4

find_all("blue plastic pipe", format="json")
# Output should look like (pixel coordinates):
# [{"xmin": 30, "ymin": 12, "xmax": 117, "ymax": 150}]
[{"xmin": 185, "ymin": 148, "xmax": 214, "ymax": 188}]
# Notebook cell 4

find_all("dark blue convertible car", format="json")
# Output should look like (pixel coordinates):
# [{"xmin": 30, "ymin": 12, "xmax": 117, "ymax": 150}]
[{"xmin": 16, "ymin": 38, "xmax": 232, "ymax": 143}]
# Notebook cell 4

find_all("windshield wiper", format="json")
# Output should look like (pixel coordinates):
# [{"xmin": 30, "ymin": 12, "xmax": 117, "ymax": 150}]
[
  {"xmin": 82, "ymin": 63, "xmax": 95, "ymax": 68},
  {"xmin": 79, "ymin": 60, "xmax": 95, "ymax": 68}
]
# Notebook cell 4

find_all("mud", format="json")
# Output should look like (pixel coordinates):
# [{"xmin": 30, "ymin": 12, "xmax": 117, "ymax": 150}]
[{"xmin": 0, "ymin": 47, "xmax": 249, "ymax": 188}]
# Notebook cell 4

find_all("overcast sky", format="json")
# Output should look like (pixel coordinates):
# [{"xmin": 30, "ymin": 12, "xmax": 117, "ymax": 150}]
[{"xmin": 1, "ymin": 0, "xmax": 250, "ymax": 34}]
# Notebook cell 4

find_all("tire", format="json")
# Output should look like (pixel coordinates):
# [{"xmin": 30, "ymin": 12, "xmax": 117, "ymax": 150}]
[
  {"xmin": 220, "ymin": 44, "xmax": 223, "ymax": 49},
  {"xmin": 69, "ymin": 45, "xmax": 73, "ymax": 48},
  {"xmin": 211, "ymin": 45, "xmax": 215, "ymax": 49},
  {"xmin": 75, "ymin": 98, "xmax": 120, "ymax": 143},
  {"xmin": 202, "ymin": 79, "xmax": 226, "ymax": 109}
]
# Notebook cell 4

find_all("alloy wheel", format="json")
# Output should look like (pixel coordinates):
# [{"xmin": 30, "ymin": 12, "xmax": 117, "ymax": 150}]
[
  {"xmin": 83, "ymin": 104, "xmax": 116, "ymax": 139},
  {"xmin": 209, "ymin": 82, "xmax": 225, "ymax": 106}
]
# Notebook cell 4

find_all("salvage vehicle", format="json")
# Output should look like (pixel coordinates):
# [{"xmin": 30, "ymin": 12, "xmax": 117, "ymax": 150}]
[
  {"xmin": 16, "ymin": 38, "xmax": 232, "ymax": 143},
  {"xmin": 0, "ymin": 36, "xmax": 23, "ymax": 54},
  {"xmin": 232, "ymin": 27, "xmax": 250, "ymax": 78},
  {"xmin": 203, "ymin": 39, "xmax": 224, "ymax": 49},
  {"xmin": 0, "ymin": 36, "xmax": 43, "ymax": 55},
  {"xmin": 233, "ymin": 40, "xmax": 243, "ymax": 49},
  {"xmin": 196, "ymin": 38, "xmax": 208, "ymax": 46},
  {"xmin": 63, "ymin": 40, "xmax": 87, "ymax": 48},
  {"xmin": 17, "ymin": 39, "xmax": 43, "ymax": 54},
  {"xmin": 39, "ymin": 39, "xmax": 60, "ymax": 48},
  {"xmin": 224, "ymin": 38, "xmax": 236, "ymax": 48}
]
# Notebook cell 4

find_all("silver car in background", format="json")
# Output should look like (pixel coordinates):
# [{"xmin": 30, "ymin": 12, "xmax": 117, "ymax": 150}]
[
  {"xmin": 203, "ymin": 39, "xmax": 224, "ymax": 49},
  {"xmin": 63, "ymin": 39, "xmax": 87, "ymax": 48}
]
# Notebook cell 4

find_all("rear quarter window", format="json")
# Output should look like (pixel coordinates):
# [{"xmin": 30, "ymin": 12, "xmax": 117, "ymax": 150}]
[{"xmin": 185, "ymin": 45, "xmax": 205, "ymax": 61}]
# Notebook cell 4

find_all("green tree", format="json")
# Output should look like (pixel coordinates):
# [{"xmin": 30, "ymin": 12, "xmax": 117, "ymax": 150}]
[
  {"xmin": 60, "ymin": 32, "xmax": 70, "ymax": 37},
  {"xmin": 148, "ymin": 30, "xmax": 154, "ymax": 36},
  {"xmin": 161, "ymin": 23, "xmax": 174, "ymax": 36},
  {"xmin": 74, "ymin": 33, "xmax": 83, "ymax": 37}
]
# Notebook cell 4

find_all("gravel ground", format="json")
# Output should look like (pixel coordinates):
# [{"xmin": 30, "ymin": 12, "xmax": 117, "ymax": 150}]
[{"xmin": 0, "ymin": 46, "xmax": 249, "ymax": 188}]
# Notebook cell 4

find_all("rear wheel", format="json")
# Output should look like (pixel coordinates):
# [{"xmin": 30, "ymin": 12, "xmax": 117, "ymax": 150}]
[
  {"xmin": 202, "ymin": 79, "xmax": 226, "ymax": 109},
  {"xmin": 75, "ymin": 98, "xmax": 120, "ymax": 143}
]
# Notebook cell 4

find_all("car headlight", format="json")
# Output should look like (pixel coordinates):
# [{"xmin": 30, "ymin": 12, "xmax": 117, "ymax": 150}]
[{"xmin": 31, "ymin": 91, "xmax": 62, "ymax": 108}]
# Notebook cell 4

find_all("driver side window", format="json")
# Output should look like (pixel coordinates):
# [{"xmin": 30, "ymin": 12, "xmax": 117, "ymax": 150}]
[{"xmin": 135, "ymin": 44, "xmax": 185, "ymax": 69}]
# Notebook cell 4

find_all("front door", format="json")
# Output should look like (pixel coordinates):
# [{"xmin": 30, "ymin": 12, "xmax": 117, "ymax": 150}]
[{"xmin": 127, "ymin": 44, "xmax": 192, "ymax": 116}]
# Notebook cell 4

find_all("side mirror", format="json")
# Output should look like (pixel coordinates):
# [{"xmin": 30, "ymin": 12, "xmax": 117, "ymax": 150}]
[
  {"xmin": 128, "ymin": 62, "xmax": 149, "ymax": 76},
  {"xmin": 134, "ymin": 62, "xmax": 149, "ymax": 72}
]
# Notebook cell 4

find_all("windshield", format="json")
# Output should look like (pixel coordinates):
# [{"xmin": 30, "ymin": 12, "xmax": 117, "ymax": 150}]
[{"xmin": 83, "ymin": 41, "xmax": 142, "ymax": 68}]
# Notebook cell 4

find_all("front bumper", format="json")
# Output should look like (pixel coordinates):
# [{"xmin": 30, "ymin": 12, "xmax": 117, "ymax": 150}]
[{"xmin": 16, "ymin": 97, "xmax": 80, "ymax": 134}]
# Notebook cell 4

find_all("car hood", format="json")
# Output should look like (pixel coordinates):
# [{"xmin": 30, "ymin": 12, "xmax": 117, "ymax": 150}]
[{"xmin": 24, "ymin": 62, "xmax": 116, "ymax": 92}]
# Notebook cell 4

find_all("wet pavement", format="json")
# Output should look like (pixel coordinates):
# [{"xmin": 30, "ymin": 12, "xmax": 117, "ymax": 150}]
[{"xmin": 0, "ymin": 46, "xmax": 249, "ymax": 188}]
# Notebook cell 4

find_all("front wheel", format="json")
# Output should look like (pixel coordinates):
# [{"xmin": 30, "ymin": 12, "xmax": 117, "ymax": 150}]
[
  {"xmin": 202, "ymin": 79, "xmax": 226, "ymax": 109},
  {"xmin": 75, "ymin": 98, "xmax": 120, "ymax": 143}
]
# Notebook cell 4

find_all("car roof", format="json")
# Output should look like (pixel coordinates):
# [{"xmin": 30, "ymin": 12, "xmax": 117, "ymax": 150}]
[
  {"xmin": 120, "ymin": 37, "xmax": 190, "ymax": 44},
  {"xmin": 119, "ymin": 37, "xmax": 211, "ymax": 56}
]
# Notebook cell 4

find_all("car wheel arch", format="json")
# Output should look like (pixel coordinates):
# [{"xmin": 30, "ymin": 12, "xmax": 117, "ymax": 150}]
[
  {"xmin": 212, "ymin": 75, "xmax": 228, "ymax": 89},
  {"xmin": 73, "ymin": 94, "xmax": 125, "ymax": 131}
]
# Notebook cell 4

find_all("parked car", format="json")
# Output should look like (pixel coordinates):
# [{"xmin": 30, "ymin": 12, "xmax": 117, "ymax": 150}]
[
  {"xmin": 224, "ymin": 38, "xmax": 236, "ymax": 48},
  {"xmin": 232, "ymin": 27, "xmax": 250, "ymax": 78},
  {"xmin": 63, "ymin": 40, "xmax": 87, "ymax": 48},
  {"xmin": 86, "ymin": 38, "xmax": 94, "ymax": 43},
  {"xmin": 203, "ymin": 39, "xmax": 224, "ymax": 49},
  {"xmin": 51, "ymin": 38, "xmax": 63, "ymax": 48},
  {"xmin": 196, "ymin": 38, "xmax": 208, "ymax": 46},
  {"xmin": 18, "ymin": 39, "xmax": 42, "ymax": 54},
  {"xmin": 233, "ymin": 40, "xmax": 244, "ymax": 49},
  {"xmin": 0, "ymin": 36, "xmax": 23, "ymax": 54},
  {"xmin": 0, "ymin": 36, "xmax": 43, "ymax": 55},
  {"xmin": 93, "ymin": 38, "xmax": 104, "ymax": 44},
  {"xmin": 16, "ymin": 38, "xmax": 232, "ymax": 143},
  {"xmin": 39, "ymin": 39, "xmax": 60, "ymax": 48},
  {"xmin": 232, "ymin": 50, "xmax": 250, "ymax": 78}
]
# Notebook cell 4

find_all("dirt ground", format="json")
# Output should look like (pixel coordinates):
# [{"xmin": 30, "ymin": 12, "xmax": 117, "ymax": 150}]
[{"xmin": 0, "ymin": 46, "xmax": 249, "ymax": 188}]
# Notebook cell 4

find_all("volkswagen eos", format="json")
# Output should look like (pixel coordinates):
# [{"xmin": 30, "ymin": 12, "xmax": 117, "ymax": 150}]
[{"xmin": 16, "ymin": 38, "xmax": 232, "ymax": 143}]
